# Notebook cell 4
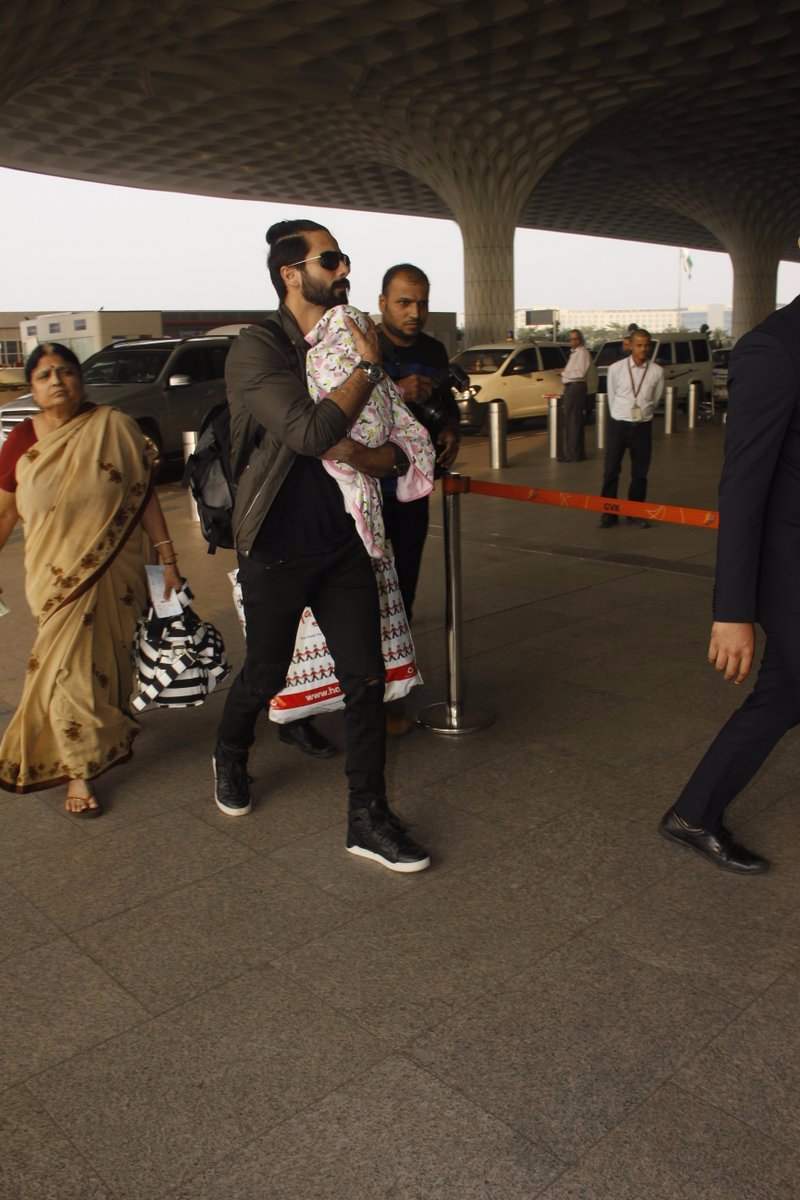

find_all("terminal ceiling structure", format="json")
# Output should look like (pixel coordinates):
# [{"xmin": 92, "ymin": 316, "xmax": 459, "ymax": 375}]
[{"xmin": 3, "ymin": 0, "xmax": 800, "ymax": 340}]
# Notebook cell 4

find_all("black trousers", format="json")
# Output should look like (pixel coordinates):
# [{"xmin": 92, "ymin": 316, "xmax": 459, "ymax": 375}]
[
  {"xmin": 381, "ymin": 493, "xmax": 430, "ymax": 623},
  {"xmin": 674, "ymin": 626, "xmax": 800, "ymax": 833},
  {"xmin": 601, "ymin": 417, "xmax": 653, "ymax": 505},
  {"xmin": 217, "ymin": 538, "xmax": 385, "ymax": 810},
  {"xmin": 559, "ymin": 381, "xmax": 587, "ymax": 461}
]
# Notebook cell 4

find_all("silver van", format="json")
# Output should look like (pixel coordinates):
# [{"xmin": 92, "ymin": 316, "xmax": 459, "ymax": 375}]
[
  {"xmin": 0, "ymin": 336, "xmax": 233, "ymax": 457},
  {"xmin": 593, "ymin": 332, "xmax": 713, "ymax": 407}
]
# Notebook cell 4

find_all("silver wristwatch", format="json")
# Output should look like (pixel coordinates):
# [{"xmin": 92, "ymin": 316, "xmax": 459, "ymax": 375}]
[{"xmin": 356, "ymin": 359, "xmax": 384, "ymax": 385}]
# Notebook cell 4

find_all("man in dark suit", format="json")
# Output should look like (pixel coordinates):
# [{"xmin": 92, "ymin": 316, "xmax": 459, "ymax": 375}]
[{"xmin": 660, "ymin": 295, "xmax": 800, "ymax": 874}]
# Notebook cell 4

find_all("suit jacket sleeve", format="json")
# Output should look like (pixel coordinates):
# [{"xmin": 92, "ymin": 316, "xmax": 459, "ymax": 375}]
[
  {"xmin": 225, "ymin": 326, "xmax": 349, "ymax": 457},
  {"xmin": 713, "ymin": 331, "xmax": 797, "ymax": 622}
]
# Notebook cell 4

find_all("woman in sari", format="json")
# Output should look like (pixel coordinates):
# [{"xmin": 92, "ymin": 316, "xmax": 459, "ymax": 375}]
[{"xmin": 0, "ymin": 343, "xmax": 180, "ymax": 816}]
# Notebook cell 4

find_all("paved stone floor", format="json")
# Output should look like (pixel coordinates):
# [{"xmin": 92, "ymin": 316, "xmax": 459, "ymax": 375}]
[{"xmin": 2, "ymin": 417, "xmax": 800, "ymax": 1199}]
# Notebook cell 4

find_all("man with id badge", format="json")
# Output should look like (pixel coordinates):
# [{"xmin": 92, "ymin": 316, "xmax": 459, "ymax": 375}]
[{"xmin": 599, "ymin": 328, "xmax": 665, "ymax": 528}]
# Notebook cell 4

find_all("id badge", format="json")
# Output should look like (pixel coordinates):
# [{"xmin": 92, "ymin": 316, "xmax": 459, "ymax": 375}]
[{"xmin": 631, "ymin": 404, "xmax": 643, "ymax": 422}]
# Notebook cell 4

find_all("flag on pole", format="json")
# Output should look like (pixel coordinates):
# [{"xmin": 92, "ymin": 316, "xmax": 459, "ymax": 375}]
[{"xmin": 681, "ymin": 248, "xmax": 693, "ymax": 280}]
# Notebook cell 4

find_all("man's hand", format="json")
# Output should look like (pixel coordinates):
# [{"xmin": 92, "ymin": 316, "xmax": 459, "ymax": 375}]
[
  {"xmin": 345, "ymin": 315, "xmax": 380, "ymax": 365},
  {"xmin": 436, "ymin": 427, "xmax": 460, "ymax": 470},
  {"xmin": 395, "ymin": 374, "xmax": 434, "ymax": 404},
  {"xmin": 321, "ymin": 437, "xmax": 358, "ymax": 465},
  {"xmin": 708, "ymin": 621, "xmax": 755, "ymax": 684}
]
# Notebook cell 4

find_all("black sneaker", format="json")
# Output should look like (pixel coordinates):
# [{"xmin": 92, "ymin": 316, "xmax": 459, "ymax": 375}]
[
  {"xmin": 278, "ymin": 717, "xmax": 337, "ymax": 759},
  {"xmin": 212, "ymin": 744, "xmax": 252, "ymax": 817},
  {"xmin": 347, "ymin": 802, "xmax": 430, "ymax": 873}
]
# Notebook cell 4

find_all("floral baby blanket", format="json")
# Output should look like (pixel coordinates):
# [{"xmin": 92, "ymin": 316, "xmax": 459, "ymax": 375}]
[{"xmin": 305, "ymin": 304, "xmax": 435, "ymax": 558}]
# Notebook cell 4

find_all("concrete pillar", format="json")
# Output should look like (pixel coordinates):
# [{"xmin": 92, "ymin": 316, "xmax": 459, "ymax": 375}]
[
  {"xmin": 729, "ymin": 240, "xmax": 780, "ymax": 340},
  {"xmin": 457, "ymin": 205, "xmax": 516, "ymax": 346}
]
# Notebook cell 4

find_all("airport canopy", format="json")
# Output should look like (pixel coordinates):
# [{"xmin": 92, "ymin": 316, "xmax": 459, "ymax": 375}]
[{"xmin": 4, "ymin": 0, "xmax": 800, "ymax": 339}]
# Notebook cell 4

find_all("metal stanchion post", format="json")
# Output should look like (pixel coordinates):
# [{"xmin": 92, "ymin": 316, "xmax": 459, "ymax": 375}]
[
  {"xmin": 688, "ymin": 381, "xmax": 700, "ymax": 429},
  {"xmin": 596, "ymin": 392, "xmax": 607, "ymax": 451},
  {"xmin": 664, "ymin": 386, "xmax": 675, "ymax": 435},
  {"xmin": 182, "ymin": 431, "xmax": 200, "ymax": 522},
  {"xmin": 547, "ymin": 395, "xmax": 560, "ymax": 459},
  {"xmin": 488, "ymin": 399, "xmax": 508, "ymax": 469},
  {"xmin": 419, "ymin": 477, "xmax": 495, "ymax": 736}
]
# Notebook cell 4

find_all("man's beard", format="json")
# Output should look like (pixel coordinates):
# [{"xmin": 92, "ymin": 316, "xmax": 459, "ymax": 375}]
[
  {"xmin": 381, "ymin": 312, "xmax": 419, "ymax": 345},
  {"xmin": 301, "ymin": 272, "xmax": 350, "ymax": 309}
]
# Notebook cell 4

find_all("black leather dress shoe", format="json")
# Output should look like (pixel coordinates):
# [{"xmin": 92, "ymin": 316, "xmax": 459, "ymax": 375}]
[
  {"xmin": 658, "ymin": 807, "xmax": 770, "ymax": 874},
  {"xmin": 599, "ymin": 514, "xmax": 618, "ymax": 528},
  {"xmin": 278, "ymin": 718, "xmax": 337, "ymax": 759}
]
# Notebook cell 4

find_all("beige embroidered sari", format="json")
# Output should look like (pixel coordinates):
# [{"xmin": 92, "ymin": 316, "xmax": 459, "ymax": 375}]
[{"xmin": 0, "ymin": 405, "xmax": 155, "ymax": 793}]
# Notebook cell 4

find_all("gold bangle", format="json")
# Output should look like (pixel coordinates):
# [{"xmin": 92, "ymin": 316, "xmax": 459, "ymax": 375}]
[{"xmin": 152, "ymin": 539, "xmax": 172, "ymax": 548}]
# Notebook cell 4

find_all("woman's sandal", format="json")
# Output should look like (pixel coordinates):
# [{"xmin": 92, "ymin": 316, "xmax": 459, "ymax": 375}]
[{"xmin": 65, "ymin": 791, "xmax": 103, "ymax": 819}]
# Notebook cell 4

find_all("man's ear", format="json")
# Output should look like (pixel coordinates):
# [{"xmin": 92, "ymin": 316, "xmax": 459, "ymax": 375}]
[{"xmin": 378, "ymin": 294, "xmax": 387, "ymax": 315}]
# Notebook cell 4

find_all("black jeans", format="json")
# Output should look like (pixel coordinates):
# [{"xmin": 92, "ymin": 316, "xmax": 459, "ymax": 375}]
[
  {"xmin": 674, "ymin": 625, "xmax": 800, "ymax": 833},
  {"xmin": 217, "ymin": 537, "xmax": 385, "ymax": 810},
  {"xmin": 382, "ymin": 493, "xmax": 430, "ymax": 623},
  {"xmin": 601, "ymin": 416, "xmax": 653, "ymax": 507}
]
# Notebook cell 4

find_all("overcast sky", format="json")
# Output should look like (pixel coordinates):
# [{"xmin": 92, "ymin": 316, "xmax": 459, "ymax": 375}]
[{"xmin": 3, "ymin": 167, "xmax": 800, "ymax": 317}]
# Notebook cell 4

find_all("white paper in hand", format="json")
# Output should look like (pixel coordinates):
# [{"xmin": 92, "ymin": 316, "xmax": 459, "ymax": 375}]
[
  {"xmin": 145, "ymin": 565, "xmax": 182, "ymax": 619},
  {"xmin": 0, "ymin": 597, "xmax": 9, "ymax": 618}
]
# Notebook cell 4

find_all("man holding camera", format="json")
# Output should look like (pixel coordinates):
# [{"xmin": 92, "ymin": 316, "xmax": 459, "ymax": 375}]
[{"xmin": 377, "ymin": 264, "xmax": 460, "ymax": 624}]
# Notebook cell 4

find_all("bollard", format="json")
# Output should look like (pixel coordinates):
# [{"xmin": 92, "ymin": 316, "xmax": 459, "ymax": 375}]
[
  {"xmin": 488, "ymin": 399, "xmax": 508, "ymax": 469},
  {"xmin": 547, "ymin": 395, "xmax": 560, "ymax": 459},
  {"xmin": 182, "ymin": 431, "xmax": 200, "ymax": 522},
  {"xmin": 664, "ymin": 386, "xmax": 675, "ymax": 435},
  {"xmin": 688, "ymin": 381, "xmax": 700, "ymax": 429},
  {"xmin": 419, "ymin": 478, "xmax": 495, "ymax": 736},
  {"xmin": 596, "ymin": 392, "xmax": 607, "ymax": 451}
]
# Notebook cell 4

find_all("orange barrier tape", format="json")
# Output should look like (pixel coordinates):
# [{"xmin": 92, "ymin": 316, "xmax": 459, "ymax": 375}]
[{"xmin": 443, "ymin": 474, "xmax": 719, "ymax": 530}]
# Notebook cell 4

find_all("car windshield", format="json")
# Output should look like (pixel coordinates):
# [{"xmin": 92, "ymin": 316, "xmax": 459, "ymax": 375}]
[
  {"xmin": 82, "ymin": 347, "xmax": 172, "ymax": 385},
  {"xmin": 454, "ymin": 349, "xmax": 512, "ymax": 375},
  {"xmin": 593, "ymin": 341, "xmax": 625, "ymax": 367}
]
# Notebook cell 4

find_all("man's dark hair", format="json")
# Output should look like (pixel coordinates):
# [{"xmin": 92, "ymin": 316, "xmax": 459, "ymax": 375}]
[
  {"xmin": 265, "ymin": 219, "xmax": 328, "ymax": 301},
  {"xmin": 381, "ymin": 263, "xmax": 430, "ymax": 296},
  {"xmin": 25, "ymin": 341, "xmax": 82, "ymax": 383},
  {"xmin": 630, "ymin": 327, "xmax": 651, "ymax": 341}
]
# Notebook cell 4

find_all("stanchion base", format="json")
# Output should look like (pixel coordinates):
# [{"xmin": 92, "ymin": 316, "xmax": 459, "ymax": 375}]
[{"xmin": 417, "ymin": 702, "xmax": 495, "ymax": 736}]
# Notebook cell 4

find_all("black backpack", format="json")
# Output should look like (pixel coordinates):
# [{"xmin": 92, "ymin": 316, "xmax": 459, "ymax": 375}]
[
  {"xmin": 182, "ymin": 402, "xmax": 236, "ymax": 554},
  {"xmin": 182, "ymin": 319, "xmax": 302, "ymax": 553}
]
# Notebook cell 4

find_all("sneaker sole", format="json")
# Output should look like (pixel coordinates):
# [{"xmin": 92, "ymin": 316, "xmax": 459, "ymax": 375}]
[
  {"xmin": 211, "ymin": 756, "xmax": 252, "ymax": 817},
  {"xmin": 346, "ymin": 844, "xmax": 430, "ymax": 873}
]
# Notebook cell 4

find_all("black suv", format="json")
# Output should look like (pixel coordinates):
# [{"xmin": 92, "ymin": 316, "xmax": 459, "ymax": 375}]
[{"xmin": 0, "ymin": 336, "xmax": 233, "ymax": 457}]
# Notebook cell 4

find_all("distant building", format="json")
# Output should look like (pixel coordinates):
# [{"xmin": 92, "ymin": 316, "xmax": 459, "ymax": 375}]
[
  {"xmin": 515, "ymin": 305, "xmax": 733, "ymax": 335},
  {"xmin": 20, "ymin": 311, "xmax": 164, "ymax": 363},
  {"xmin": 683, "ymin": 304, "xmax": 732, "ymax": 333},
  {"xmin": 0, "ymin": 316, "xmax": 25, "ymax": 364}
]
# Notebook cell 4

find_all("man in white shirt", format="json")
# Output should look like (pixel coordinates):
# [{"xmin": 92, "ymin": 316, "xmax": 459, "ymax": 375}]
[
  {"xmin": 559, "ymin": 328, "xmax": 592, "ymax": 461},
  {"xmin": 599, "ymin": 328, "xmax": 664, "ymax": 528}
]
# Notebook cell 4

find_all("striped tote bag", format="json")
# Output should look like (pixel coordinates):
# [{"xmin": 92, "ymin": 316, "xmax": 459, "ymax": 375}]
[{"xmin": 131, "ymin": 582, "xmax": 230, "ymax": 711}]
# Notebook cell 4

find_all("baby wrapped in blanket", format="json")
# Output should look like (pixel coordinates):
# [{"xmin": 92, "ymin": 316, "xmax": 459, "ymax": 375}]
[{"xmin": 305, "ymin": 305, "xmax": 435, "ymax": 558}]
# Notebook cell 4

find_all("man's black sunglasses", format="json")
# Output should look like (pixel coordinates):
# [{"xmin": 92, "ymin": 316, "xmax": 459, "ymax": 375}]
[{"xmin": 290, "ymin": 251, "xmax": 351, "ymax": 271}]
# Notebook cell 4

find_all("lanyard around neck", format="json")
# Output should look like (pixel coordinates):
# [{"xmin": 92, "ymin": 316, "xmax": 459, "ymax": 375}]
[{"xmin": 627, "ymin": 357, "xmax": 650, "ymax": 400}]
